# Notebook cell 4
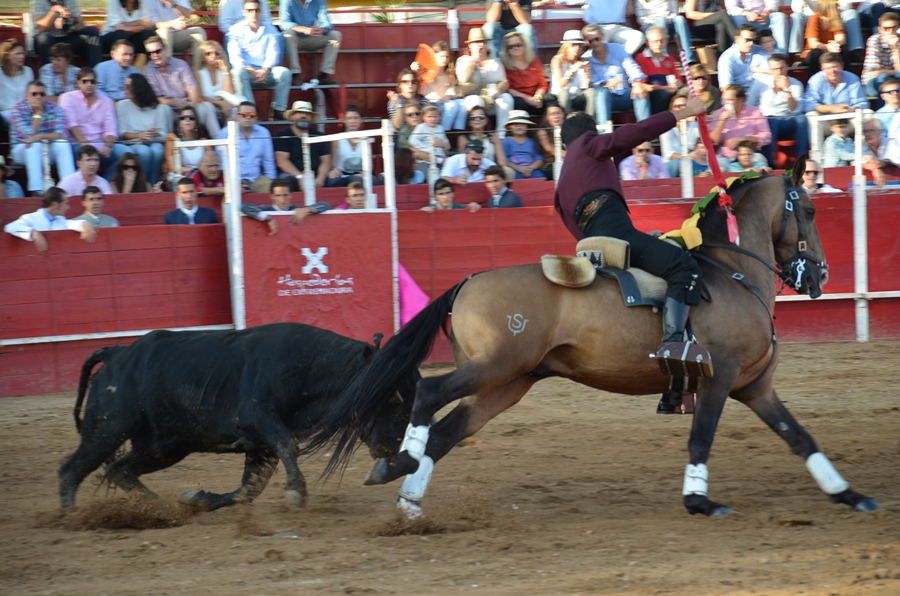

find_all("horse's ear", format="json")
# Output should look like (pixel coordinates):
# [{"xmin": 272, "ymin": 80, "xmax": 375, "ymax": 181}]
[{"xmin": 791, "ymin": 154, "xmax": 807, "ymax": 189}]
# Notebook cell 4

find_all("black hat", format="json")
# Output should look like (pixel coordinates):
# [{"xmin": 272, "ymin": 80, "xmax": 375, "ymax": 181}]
[{"xmin": 465, "ymin": 139, "xmax": 485, "ymax": 153}]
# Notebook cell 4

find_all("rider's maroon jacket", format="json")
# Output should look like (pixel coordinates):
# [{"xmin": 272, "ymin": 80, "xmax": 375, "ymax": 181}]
[{"xmin": 554, "ymin": 110, "xmax": 678, "ymax": 240}]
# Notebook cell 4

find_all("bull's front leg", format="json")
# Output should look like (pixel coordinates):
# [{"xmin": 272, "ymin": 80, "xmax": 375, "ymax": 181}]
[{"xmin": 179, "ymin": 450, "xmax": 279, "ymax": 511}]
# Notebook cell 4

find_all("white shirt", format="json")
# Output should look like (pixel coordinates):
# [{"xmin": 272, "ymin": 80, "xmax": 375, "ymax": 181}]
[
  {"xmin": 219, "ymin": 0, "xmax": 272, "ymax": 32},
  {"xmin": 440, "ymin": 153, "xmax": 497, "ymax": 182},
  {"xmin": 759, "ymin": 77, "xmax": 805, "ymax": 117},
  {"xmin": 0, "ymin": 67, "xmax": 35, "ymax": 112},
  {"xmin": 4, "ymin": 208, "xmax": 88, "ymax": 240},
  {"xmin": 409, "ymin": 123, "xmax": 449, "ymax": 162},
  {"xmin": 103, "ymin": 0, "xmax": 151, "ymax": 33}
]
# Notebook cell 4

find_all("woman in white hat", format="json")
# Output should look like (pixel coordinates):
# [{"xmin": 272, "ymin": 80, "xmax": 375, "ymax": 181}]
[
  {"xmin": 502, "ymin": 109, "xmax": 546, "ymax": 179},
  {"xmin": 550, "ymin": 30, "xmax": 595, "ymax": 116},
  {"xmin": 455, "ymin": 27, "xmax": 514, "ymax": 135}
]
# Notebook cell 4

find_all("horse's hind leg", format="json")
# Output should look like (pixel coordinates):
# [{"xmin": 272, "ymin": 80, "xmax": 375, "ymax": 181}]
[
  {"xmin": 736, "ymin": 386, "xmax": 881, "ymax": 512},
  {"xmin": 179, "ymin": 450, "xmax": 280, "ymax": 512}
]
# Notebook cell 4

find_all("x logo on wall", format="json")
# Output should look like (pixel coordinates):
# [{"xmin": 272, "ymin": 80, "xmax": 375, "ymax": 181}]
[{"xmin": 301, "ymin": 247, "xmax": 329, "ymax": 274}]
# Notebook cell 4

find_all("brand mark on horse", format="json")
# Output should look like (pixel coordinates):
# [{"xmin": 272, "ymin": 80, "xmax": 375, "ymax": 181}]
[
  {"xmin": 507, "ymin": 314, "xmax": 528, "ymax": 336},
  {"xmin": 301, "ymin": 247, "xmax": 329, "ymax": 274}
]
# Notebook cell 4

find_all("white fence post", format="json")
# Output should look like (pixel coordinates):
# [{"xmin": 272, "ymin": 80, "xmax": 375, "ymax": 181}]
[{"xmin": 852, "ymin": 108, "xmax": 869, "ymax": 341}]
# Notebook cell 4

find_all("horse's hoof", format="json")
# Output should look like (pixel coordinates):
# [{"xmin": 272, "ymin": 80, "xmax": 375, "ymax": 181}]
[
  {"xmin": 285, "ymin": 489, "xmax": 307, "ymax": 508},
  {"xmin": 397, "ymin": 496, "xmax": 423, "ymax": 520},
  {"xmin": 684, "ymin": 494, "xmax": 731, "ymax": 517},
  {"xmin": 852, "ymin": 498, "xmax": 882, "ymax": 512},
  {"xmin": 364, "ymin": 458, "xmax": 389, "ymax": 485},
  {"xmin": 709, "ymin": 505, "xmax": 732, "ymax": 516},
  {"xmin": 178, "ymin": 489, "xmax": 203, "ymax": 505}
]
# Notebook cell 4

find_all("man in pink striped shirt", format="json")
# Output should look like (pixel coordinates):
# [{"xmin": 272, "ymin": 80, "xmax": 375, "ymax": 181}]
[{"xmin": 708, "ymin": 83, "xmax": 772, "ymax": 161}]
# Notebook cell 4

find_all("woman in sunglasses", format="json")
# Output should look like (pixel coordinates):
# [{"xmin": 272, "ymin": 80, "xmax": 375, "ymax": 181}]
[
  {"xmin": 387, "ymin": 68, "xmax": 427, "ymax": 131},
  {"xmin": 111, "ymin": 152, "xmax": 160, "ymax": 194},
  {"xmin": 396, "ymin": 103, "xmax": 423, "ymax": 150},
  {"xmin": 688, "ymin": 63, "xmax": 720, "ymax": 115},
  {"xmin": 193, "ymin": 40, "xmax": 245, "ymax": 122},
  {"xmin": 163, "ymin": 105, "xmax": 211, "ymax": 188},
  {"xmin": 116, "ymin": 73, "xmax": 170, "ymax": 184},
  {"xmin": 500, "ymin": 32, "xmax": 548, "ymax": 116}
]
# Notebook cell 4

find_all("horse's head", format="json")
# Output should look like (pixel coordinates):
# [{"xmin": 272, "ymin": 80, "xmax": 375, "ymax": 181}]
[{"xmin": 775, "ymin": 157, "xmax": 829, "ymax": 298}]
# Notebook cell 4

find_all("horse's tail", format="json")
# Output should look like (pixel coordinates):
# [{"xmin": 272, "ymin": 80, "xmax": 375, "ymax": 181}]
[
  {"xmin": 74, "ymin": 346, "xmax": 126, "ymax": 433},
  {"xmin": 303, "ymin": 280, "xmax": 466, "ymax": 476}
]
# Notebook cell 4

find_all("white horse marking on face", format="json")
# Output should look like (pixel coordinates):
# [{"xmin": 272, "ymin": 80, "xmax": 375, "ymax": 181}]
[{"xmin": 507, "ymin": 314, "xmax": 528, "ymax": 336}]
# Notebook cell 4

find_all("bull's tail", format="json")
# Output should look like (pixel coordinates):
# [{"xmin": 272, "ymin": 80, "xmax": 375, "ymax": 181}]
[
  {"xmin": 304, "ymin": 279, "xmax": 469, "ymax": 476},
  {"xmin": 75, "ymin": 346, "xmax": 126, "ymax": 433}
]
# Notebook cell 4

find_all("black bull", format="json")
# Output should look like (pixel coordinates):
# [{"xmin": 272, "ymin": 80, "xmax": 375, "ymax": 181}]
[{"xmin": 59, "ymin": 323, "xmax": 417, "ymax": 510}]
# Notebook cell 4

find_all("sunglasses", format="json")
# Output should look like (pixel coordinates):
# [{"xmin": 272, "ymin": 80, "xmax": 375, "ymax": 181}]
[
  {"xmin": 179, "ymin": 115, "xmax": 197, "ymax": 121},
  {"xmin": 636, "ymin": 149, "xmax": 651, "ymax": 153},
  {"xmin": 469, "ymin": 114, "xmax": 487, "ymax": 120},
  {"xmin": 740, "ymin": 37, "xmax": 757, "ymax": 43},
  {"xmin": 147, "ymin": 48, "xmax": 163, "ymax": 55},
  {"xmin": 406, "ymin": 111, "xmax": 421, "ymax": 116},
  {"xmin": 694, "ymin": 75, "xmax": 709, "ymax": 81},
  {"xmin": 80, "ymin": 78, "xmax": 97, "ymax": 84},
  {"xmin": 30, "ymin": 91, "xmax": 46, "ymax": 97},
  {"xmin": 122, "ymin": 164, "xmax": 137, "ymax": 170},
  {"xmin": 239, "ymin": 112, "xmax": 257, "ymax": 118},
  {"xmin": 507, "ymin": 43, "xmax": 524, "ymax": 49},
  {"xmin": 245, "ymin": 7, "xmax": 260, "ymax": 12},
  {"xmin": 884, "ymin": 88, "xmax": 900, "ymax": 95}
]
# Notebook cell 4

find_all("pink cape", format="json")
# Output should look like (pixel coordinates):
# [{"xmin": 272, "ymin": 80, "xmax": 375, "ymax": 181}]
[{"xmin": 398, "ymin": 263, "xmax": 429, "ymax": 325}]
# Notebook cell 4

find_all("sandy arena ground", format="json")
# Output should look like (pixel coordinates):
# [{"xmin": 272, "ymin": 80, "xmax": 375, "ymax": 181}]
[{"xmin": 1, "ymin": 342, "xmax": 899, "ymax": 595}]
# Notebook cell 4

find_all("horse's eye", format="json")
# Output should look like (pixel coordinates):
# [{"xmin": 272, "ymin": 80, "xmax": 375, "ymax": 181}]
[{"xmin": 806, "ymin": 207, "xmax": 816, "ymax": 219}]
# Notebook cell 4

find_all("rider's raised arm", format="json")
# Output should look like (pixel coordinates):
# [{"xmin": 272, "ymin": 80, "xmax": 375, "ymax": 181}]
[{"xmin": 582, "ymin": 111, "xmax": 678, "ymax": 161}]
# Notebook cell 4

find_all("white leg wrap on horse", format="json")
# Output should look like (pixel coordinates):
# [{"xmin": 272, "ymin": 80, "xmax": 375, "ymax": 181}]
[
  {"xmin": 399, "ymin": 424, "xmax": 429, "ymax": 461},
  {"xmin": 805, "ymin": 452, "xmax": 849, "ymax": 495},
  {"xmin": 682, "ymin": 463, "xmax": 709, "ymax": 496},
  {"xmin": 399, "ymin": 456, "xmax": 434, "ymax": 502}
]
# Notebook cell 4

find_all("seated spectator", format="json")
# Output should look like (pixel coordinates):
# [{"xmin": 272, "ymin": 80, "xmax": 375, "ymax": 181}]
[
  {"xmin": 72, "ymin": 186, "xmax": 120, "ymax": 227},
  {"xmin": 502, "ymin": 110, "xmax": 545, "ymax": 179},
  {"xmin": 661, "ymin": 94, "xmax": 701, "ymax": 177},
  {"xmin": 681, "ymin": 63, "xmax": 721, "ymax": 115},
  {"xmin": 412, "ymin": 41, "xmax": 465, "ymax": 131},
  {"xmin": 388, "ymin": 69, "xmax": 428, "ymax": 131},
  {"xmin": 116, "ymin": 74, "xmax": 171, "ymax": 185},
  {"xmin": 535, "ymin": 99, "xmax": 566, "ymax": 180},
  {"xmin": 0, "ymin": 157, "xmax": 25, "ymax": 198},
  {"xmin": 102, "ymin": 0, "xmax": 155, "ymax": 55},
  {"xmin": 164, "ymin": 177, "xmax": 218, "ymax": 224},
  {"xmin": 339, "ymin": 181, "xmax": 368, "ymax": 209},
  {"xmin": 4, "ymin": 187, "xmax": 96, "ymax": 250},
  {"xmin": 241, "ymin": 177, "xmax": 330, "ymax": 235},
  {"xmin": 409, "ymin": 104, "xmax": 450, "ymax": 177},
  {"xmin": 583, "ymin": 24, "xmax": 652, "ymax": 125},
  {"xmin": 500, "ymin": 31, "xmax": 548, "ymax": 116},
  {"xmin": 620, "ymin": 141, "xmax": 669, "ymax": 179},
  {"xmin": 717, "ymin": 25, "xmax": 768, "ymax": 100},
  {"xmin": 724, "ymin": 139, "xmax": 772, "ymax": 171},
  {"xmin": 95, "ymin": 40, "xmax": 141, "ymax": 102},
  {"xmin": 725, "ymin": 0, "xmax": 789, "ymax": 53},
  {"xmin": 791, "ymin": 0, "xmax": 863, "ymax": 59},
  {"xmin": 687, "ymin": 138, "xmax": 714, "ymax": 176},
  {"xmin": 164, "ymin": 105, "xmax": 210, "ymax": 187},
  {"xmin": 822, "ymin": 118, "xmax": 856, "ymax": 166},
  {"xmin": 58, "ymin": 145, "xmax": 115, "ymax": 196},
  {"xmin": 142, "ymin": 36, "xmax": 220, "ymax": 136},
  {"xmin": 582, "ymin": 0, "xmax": 645, "ymax": 54},
  {"xmin": 194, "ymin": 40, "xmax": 246, "ymax": 122},
  {"xmin": 800, "ymin": 159, "xmax": 840, "ymax": 191},
  {"xmin": 279, "ymin": 0, "xmax": 342, "ymax": 85},
  {"xmin": 634, "ymin": 0, "xmax": 695, "ymax": 63},
  {"xmin": 803, "ymin": 52, "xmax": 868, "ymax": 113},
  {"xmin": 421, "ymin": 178, "xmax": 481, "ymax": 212},
  {"xmin": 456, "ymin": 104, "xmax": 508, "ymax": 169},
  {"xmin": 759, "ymin": 54, "xmax": 809, "ymax": 167},
  {"xmin": 483, "ymin": 0, "xmax": 538, "ymax": 60},
  {"xmin": 802, "ymin": 0, "xmax": 851, "ymax": 75},
  {"xmin": 685, "ymin": 0, "xmax": 739, "ymax": 54},
  {"xmin": 0, "ymin": 39, "xmax": 35, "ymax": 126},
  {"xmin": 59, "ymin": 73, "xmax": 128, "ymax": 179},
  {"xmin": 38, "ymin": 43, "xmax": 79, "ymax": 102},
  {"xmin": 874, "ymin": 77, "xmax": 900, "ymax": 131},
  {"xmin": 456, "ymin": 28, "xmax": 514, "ymax": 134},
  {"xmin": 550, "ymin": 30, "xmax": 594, "ymax": 116},
  {"xmin": 215, "ymin": 102, "xmax": 275, "ymax": 193},
  {"xmin": 227, "ymin": 0, "xmax": 291, "ymax": 121},
  {"xmin": 635, "ymin": 26, "xmax": 686, "ymax": 115},
  {"xmin": 191, "ymin": 150, "xmax": 225, "ymax": 195},
  {"xmin": 327, "ymin": 106, "xmax": 368, "ymax": 186},
  {"xmin": 484, "ymin": 164, "xmax": 524, "ymax": 207},
  {"xmin": 147, "ymin": 0, "xmax": 206, "ymax": 55},
  {"xmin": 10, "ymin": 81, "xmax": 76, "ymax": 196},
  {"xmin": 709, "ymin": 83, "xmax": 773, "ymax": 162},
  {"xmin": 33, "ymin": 0, "xmax": 101, "ymax": 66},
  {"xmin": 394, "ymin": 147, "xmax": 426, "ymax": 185},
  {"xmin": 861, "ymin": 118, "xmax": 888, "ymax": 185},
  {"xmin": 111, "ymin": 152, "xmax": 161, "ymax": 193},
  {"xmin": 274, "ymin": 100, "xmax": 334, "ymax": 191},
  {"xmin": 397, "ymin": 102, "xmax": 423, "ymax": 150},
  {"xmin": 441, "ymin": 139, "xmax": 497, "ymax": 185},
  {"xmin": 756, "ymin": 27, "xmax": 782, "ymax": 56},
  {"xmin": 861, "ymin": 12, "xmax": 900, "ymax": 108}
]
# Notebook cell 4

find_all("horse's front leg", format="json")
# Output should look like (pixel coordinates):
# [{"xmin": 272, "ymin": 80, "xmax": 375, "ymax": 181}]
[
  {"xmin": 734, "ymin": 384, "xmax": 881, "ymax": 513},
  {"xmin": 683, "ymin": 373, "xmax": 735, "ymax": 516}
]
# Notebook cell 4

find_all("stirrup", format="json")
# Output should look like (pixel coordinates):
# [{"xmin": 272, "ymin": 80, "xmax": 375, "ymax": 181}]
[{"xmin": 654, "ymin": 341, "xmax": 714, "ymax": 378}]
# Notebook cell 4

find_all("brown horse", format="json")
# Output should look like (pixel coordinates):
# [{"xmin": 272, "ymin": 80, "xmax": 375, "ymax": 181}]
[{"xmin": 306, "ymin": 161, "xmax": 881, "ymax": 519}]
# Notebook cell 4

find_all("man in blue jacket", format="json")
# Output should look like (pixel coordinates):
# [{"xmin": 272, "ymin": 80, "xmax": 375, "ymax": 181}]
[
  {"xmin": 279, "ymin": 0, "xmax": 342, "ymax": 85},
  {"xmin": 164, "ymin": 178, "xmax": 219, "ymax": 224}
]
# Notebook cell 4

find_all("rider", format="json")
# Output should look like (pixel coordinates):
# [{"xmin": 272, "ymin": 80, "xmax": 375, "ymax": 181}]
[{"xmin": 554, "ymin": 99, "xmax": 713, "ymax": 389}]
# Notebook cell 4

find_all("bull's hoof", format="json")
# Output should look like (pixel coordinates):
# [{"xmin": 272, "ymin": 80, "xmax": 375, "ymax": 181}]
[
  {"xmin": 684, "ymin": 494, "xmax": 732, "ymax": 516},
  {"xmin": 830, "ymin": 488, "xmax": 882, "ymax": 512},
  {"xmin": 364, "ymin": 452, "xmax": 419, "ymax": 485},
  {"xmin": 285, "ymin": 489, "xmax": 307, "ymax": 508},
  {"xmin": 178, "ymin": 489, "xmax": 219, "ymax": 511},
  {"xmin": 397, "ymin": 496, "xmax": 423, "ymax": 519}
]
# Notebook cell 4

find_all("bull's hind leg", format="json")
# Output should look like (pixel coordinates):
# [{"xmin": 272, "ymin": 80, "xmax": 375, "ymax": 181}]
[
  {"xmin": 179, "ymin": 450, "xmax": 280, "ymax": 511},
  {"xmin": 103, "ymin": 438, "xmax": 192, "ymax": 497},
  {"xmin": 735, "ymin": 385, "xmax": 881, "ymax": 512},
  {"xmin": 58, "ymin": 418, "xmax": 138, "ymax": 508}
]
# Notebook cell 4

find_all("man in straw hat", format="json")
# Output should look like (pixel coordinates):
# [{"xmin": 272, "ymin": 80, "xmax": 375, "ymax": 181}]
[
  {"xmin": 457, "ymin": 28, "xmax": 515, "ymax": 135},
  {"xmin": 274, "ymin": 100, "xmax": 335, "ymax": 192},
  {"xmin": 555, "ymin": 97, "xmax": 713, "ymax": 401}
]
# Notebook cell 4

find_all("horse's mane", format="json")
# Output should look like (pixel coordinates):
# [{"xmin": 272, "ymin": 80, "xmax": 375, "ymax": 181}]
[{"xmin": 695, "ymin": 173, "xmax": 780, "ymax": 246}]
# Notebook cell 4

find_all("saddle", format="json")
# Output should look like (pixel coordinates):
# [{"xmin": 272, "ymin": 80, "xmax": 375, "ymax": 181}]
[{"xmin": 541, "ymin": 237, "xmax": 669, "ymax": 308}]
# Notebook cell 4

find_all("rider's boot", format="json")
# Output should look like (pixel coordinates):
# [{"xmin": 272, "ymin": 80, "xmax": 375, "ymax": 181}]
[{"xmin": 654, "ymin": 297, "xmax": 713, "ymax": 378}]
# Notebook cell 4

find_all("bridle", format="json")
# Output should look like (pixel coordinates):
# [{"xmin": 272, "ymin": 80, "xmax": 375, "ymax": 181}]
[{"xmin": 772, "ymin": 184, "xmax": 828, "ymax": 294}]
